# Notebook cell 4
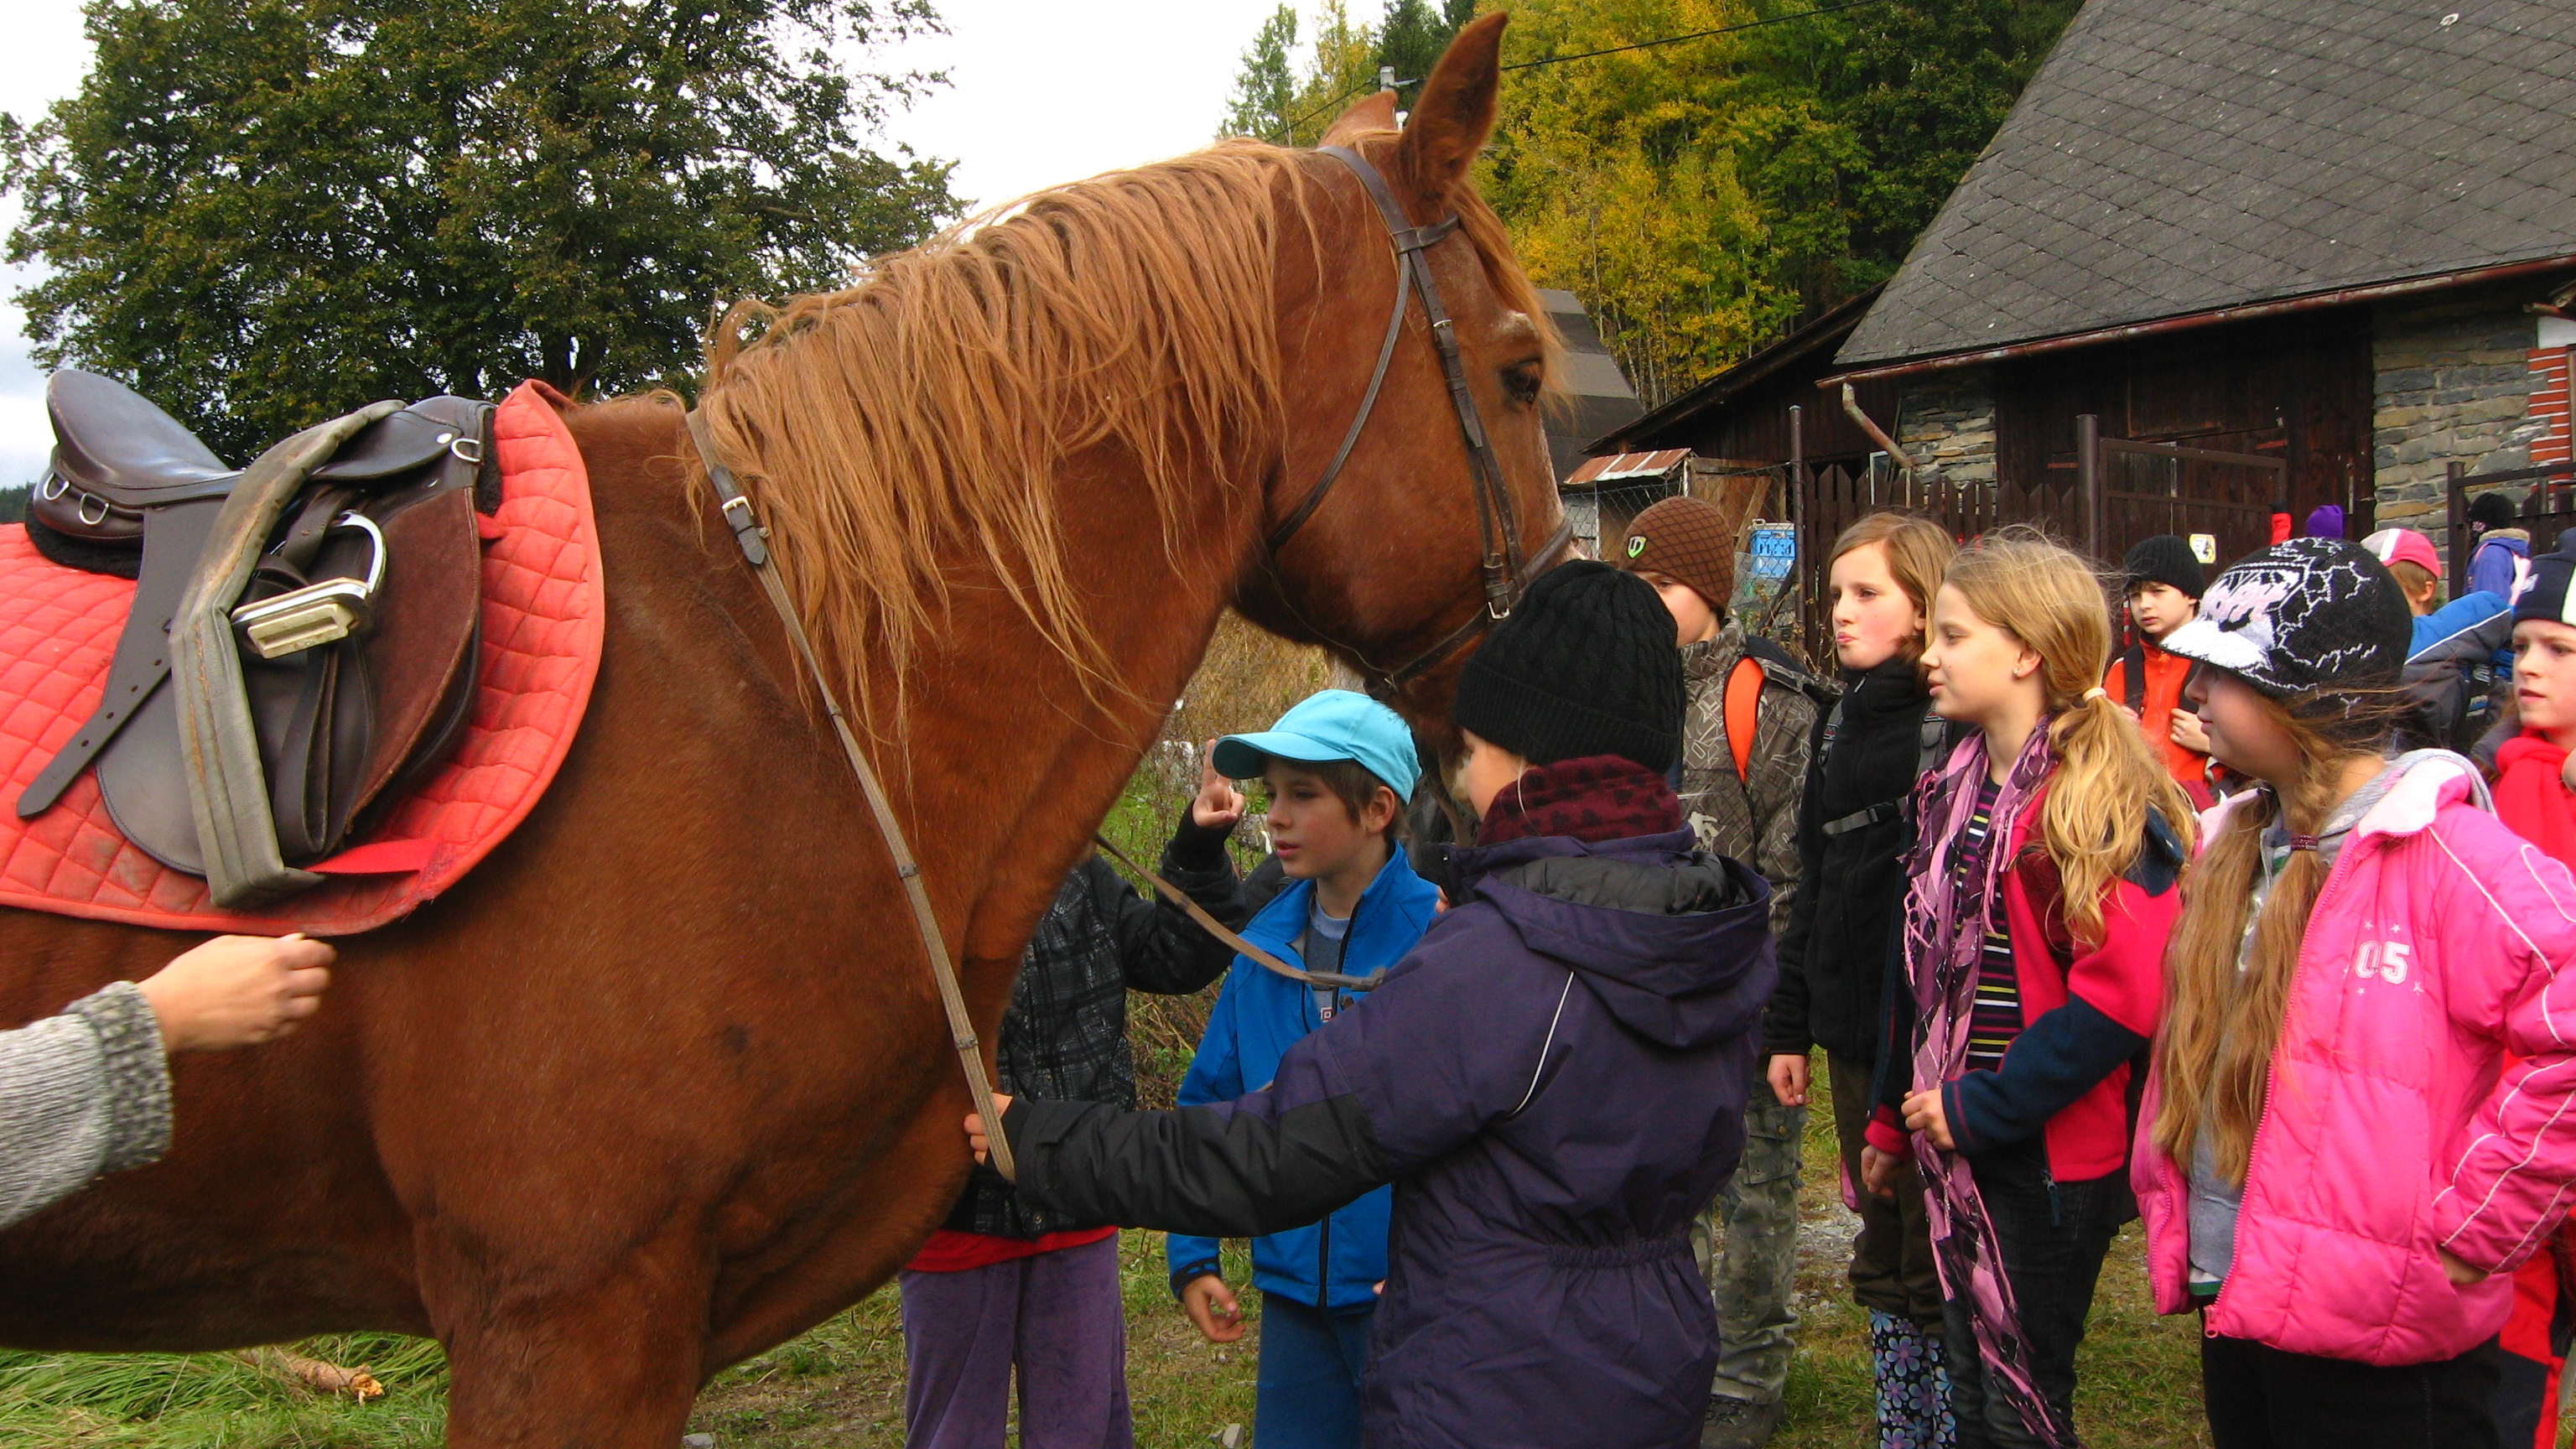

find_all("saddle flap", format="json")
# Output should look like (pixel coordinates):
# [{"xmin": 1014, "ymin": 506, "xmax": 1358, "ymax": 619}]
[{"xmin": 312, "ymin": 402, "xmax": 480, "ymax": 484}]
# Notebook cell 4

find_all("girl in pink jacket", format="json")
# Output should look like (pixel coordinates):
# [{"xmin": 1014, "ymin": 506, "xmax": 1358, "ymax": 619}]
[{"xmin": 2143, "ymin": 537, "xmax": 2576, "ymax": 1449}]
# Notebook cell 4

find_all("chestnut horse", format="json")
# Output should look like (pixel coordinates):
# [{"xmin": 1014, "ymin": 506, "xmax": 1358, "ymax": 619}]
[{"xmin": 0, "ymin": 18, "xmax": 1561, "ymax": 1443}]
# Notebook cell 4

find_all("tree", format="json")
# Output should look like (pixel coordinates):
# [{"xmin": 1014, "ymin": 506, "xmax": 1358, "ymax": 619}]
[
  {"xmin": 1220, "ymin": 5, "xmax": 1301, "ymax": 143},
  {"xmin": 3, "ymin": 0, "xmax": 961, "ymax": 460},
  {"xmin": 1220, "ymin": 0, "xmax": 2080, "ymax": 407},
  {"xmin": 1376, "ymin": 0, "xmax": 1478, "ymax": 106}
]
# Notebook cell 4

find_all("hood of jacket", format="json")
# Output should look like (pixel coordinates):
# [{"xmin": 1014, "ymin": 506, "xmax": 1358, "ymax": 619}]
[
  {"xmin": 1452, "ymin": 828, "xmax": 1774, "ymax": 1050},
  {"xmin": 2199, "ymin": 749, "xmax": 2493, "ymax": 851}
]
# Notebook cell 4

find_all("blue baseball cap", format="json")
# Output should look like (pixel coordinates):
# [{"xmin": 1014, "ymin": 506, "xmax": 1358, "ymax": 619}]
[{"xmin": 1211, "ymin": 689, "xmax": 1420, "ymax": 799}]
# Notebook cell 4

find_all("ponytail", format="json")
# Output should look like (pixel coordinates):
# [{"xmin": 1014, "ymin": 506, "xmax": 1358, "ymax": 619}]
[{"xmin": 1943, "ymin": 530, "xmax": 2197, "ymax": 948}]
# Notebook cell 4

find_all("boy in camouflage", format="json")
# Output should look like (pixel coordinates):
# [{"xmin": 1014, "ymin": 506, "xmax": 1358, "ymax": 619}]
[{"xmin": 1621, "ymin": 496, "xmax": 1820, "ymax": 1449}]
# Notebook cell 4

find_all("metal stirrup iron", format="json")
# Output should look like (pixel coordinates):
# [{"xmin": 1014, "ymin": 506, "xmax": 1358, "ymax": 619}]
[{"xmin": 686, "ymin": 409, "xmax": 1018, "ymax": 1182}]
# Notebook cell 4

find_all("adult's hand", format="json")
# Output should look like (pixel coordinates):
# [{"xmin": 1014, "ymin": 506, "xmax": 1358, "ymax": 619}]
[
  {"xmin": 136, "ymin": 934, "xmax": 335, "ymax": 1053},
  {"xmin": 964, "ymin": 1093, "xmax": 1015, "ymax": 1165},
  {"xmin": 1767, "ymin": 1053, "xmax": 1810, "ymax": 1108},
  {"xmin": 1181, "ymin": 1274, "xmax": 1246, "ymax": 1343},
  {"xmin": 1192, "ymin": 740, "xmax": 1246, "ymax": 830}
]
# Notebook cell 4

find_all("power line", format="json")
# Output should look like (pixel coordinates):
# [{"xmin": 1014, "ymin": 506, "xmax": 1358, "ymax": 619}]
[{"xmin": 1259, "ymin": 0, "xmax": 1893, "ymax": 143}]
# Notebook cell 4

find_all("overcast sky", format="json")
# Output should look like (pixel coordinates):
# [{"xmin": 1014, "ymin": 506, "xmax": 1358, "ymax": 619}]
[{"xmin": 0, "ymin": 0, "xmax": 1312, "ymax": 485}]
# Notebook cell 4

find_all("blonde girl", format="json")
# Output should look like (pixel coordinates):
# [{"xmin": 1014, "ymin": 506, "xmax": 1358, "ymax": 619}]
[
  {"xmin": 1867, "ymin": 527, "xmax": 2193, "ymax": 1448},
  {"xmin": 2139, "ymin": 537, "xmax": 2576, "ymax": 1449},
  {"xmin": 1764, "ymin": 511, "xmax": 1961, "ymax": 1446}
]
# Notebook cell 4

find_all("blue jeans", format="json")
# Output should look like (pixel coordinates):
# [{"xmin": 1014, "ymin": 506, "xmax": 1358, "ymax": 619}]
[
  {"xmin": 1940, "ymin": 1140, "xmax": 2129, "ymax": 1448},
  {"xmin": 1255, "ymin": 1293, "xmax": 1376, "ymax": 1449}
]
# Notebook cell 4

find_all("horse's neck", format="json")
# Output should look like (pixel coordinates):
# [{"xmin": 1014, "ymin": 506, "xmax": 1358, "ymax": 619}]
[{"xmin": 886, "ymin": 450, "xmax": 1259, "ymax": 966}]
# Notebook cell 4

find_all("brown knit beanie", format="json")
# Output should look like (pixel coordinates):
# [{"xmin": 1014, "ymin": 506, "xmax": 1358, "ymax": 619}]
[{"xmin": 1618, "ymin": 496, "xmax": 1737, "ymax": 614}]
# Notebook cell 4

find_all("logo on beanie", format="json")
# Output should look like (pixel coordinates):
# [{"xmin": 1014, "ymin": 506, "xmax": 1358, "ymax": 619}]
[{"xmin": 1625, "ymin": 535, "xmax": 1646, "ymax": 558}]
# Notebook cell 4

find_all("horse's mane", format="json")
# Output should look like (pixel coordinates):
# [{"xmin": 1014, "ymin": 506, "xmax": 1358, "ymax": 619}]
[{"xmin": 696, "ymin": 133, "xmax": 1548, "ymax": 718}]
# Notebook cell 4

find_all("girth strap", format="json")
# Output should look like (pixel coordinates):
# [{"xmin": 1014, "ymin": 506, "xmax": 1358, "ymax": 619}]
[{"xmin": 685, "ymin": 409, "xmax": 1018, "ymax": 1183}]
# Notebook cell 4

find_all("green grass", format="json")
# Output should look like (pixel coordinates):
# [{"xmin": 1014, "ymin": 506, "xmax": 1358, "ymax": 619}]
[{"xmin": 8, "ymin": 1071, "xmax": 2568, "ymax": 1445}]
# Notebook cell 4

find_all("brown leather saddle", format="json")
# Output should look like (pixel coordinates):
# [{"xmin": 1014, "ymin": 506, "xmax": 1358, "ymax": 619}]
[{"xmin": 18, "ymin": 371, "xmax": 491, "ymax": 900}]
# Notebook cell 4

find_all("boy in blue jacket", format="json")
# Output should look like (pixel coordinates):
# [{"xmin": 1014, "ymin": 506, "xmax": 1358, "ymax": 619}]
[{"xmin": 1168, "ymin": 689, "xmax": 1439, "ymax": 1449}]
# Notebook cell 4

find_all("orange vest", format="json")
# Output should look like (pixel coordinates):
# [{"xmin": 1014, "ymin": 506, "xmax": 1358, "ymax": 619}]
[{"xmin": 2103, "ymin": 641, "xmax": 2208, "ymax": 802}]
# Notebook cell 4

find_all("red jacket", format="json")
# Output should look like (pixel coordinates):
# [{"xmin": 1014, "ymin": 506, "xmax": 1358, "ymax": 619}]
[{"xmin": 1872, "ymin": 787, "xmax": 2183, "ymax": 1182}]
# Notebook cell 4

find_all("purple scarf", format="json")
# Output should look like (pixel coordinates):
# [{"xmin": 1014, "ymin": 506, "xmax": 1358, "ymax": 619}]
[{"xmin": 1903, "ymin": 720, "xmax": 2072, "ymax": 1448}]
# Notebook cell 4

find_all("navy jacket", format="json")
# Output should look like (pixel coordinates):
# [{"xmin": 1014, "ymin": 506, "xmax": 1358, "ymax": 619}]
[
  {"xmin": 1166, "ymin": 846, "xmax": 1439, "ymax": 1311},
  {"xmin": 1009, "ymin": 826, "xmax": 1776, "ymax": 1449}
]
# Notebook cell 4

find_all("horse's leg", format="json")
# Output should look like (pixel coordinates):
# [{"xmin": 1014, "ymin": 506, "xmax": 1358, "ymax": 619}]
[{"xmin": 427, "ymin": 1221, "xmax": 710, "ymax": 1448}]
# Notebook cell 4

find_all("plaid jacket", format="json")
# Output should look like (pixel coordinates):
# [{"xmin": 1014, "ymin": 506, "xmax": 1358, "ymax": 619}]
[
  {"xmin": 1675, "ymin": 628, "xmax": 1820, "ymax": 935},
  {"xmin": 946, "ymin": 814, "xmax": 1245, "ymax": 1239}
]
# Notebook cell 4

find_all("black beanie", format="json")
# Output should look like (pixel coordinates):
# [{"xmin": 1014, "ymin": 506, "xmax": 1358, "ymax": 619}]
[
  {"xmin": 1453, "ymin": 561, "xmax": 1683, "ymax": 773},
  {"xmin": 2470, "ymin": 490, "xmax": 2522, "ymax": 534},
  {"xmin": 2516, "ymin": 536, "xmax": 2576, "ymax": 627},
  {"xmin": 2122, "ymin": 534, "xmax": 2205, "ymax": 599}
]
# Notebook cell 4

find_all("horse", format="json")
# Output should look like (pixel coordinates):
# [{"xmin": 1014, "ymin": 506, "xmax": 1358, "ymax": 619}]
[{"xmin": 0, "ymin": 17, "xmax": 1566, "ymax": 1443}]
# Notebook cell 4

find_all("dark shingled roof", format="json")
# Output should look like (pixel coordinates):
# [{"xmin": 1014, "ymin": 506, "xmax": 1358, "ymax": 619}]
[{"xmin": 1836, "ymin": 0, "xmax": 2576, "ymax": 369}]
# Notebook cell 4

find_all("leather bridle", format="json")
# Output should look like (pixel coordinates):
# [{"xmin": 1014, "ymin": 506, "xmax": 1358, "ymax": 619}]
[{"xmin": 1268, "ymin": 145, "xmax": 1574, "ymax": 703}]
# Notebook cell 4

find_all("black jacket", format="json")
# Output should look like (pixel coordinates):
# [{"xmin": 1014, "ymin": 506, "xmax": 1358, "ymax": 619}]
[
  {"xmin": 945, "ymin": 813, "xmax": 1245, "ymax": 1239},
  {"xmin": 1764, "ymin": 656, "xmax": 1938, "ymax": 1064}
]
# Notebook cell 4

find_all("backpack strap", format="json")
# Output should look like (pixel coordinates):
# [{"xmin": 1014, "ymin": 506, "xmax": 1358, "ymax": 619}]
[
  {"xmin": 2122, "ymin": 636, "xmax": 2147, "ymax": 713},
  {"xmin": 1819, "ymin": 705, "xmax": 1950, "ymax": 838},
  {"xmin": 1726, "ymin": 655, "xmax": 1764, "ymax": 783}
]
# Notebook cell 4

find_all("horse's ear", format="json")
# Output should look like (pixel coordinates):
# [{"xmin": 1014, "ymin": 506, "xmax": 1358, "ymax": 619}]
[
  {"xmin": 1393, "ymin": 11, "xmax": 1506, "ymax": 210},
  {"xmin": 1321, "ymin": 91, "xmax": 1399, "ymax": 147}
]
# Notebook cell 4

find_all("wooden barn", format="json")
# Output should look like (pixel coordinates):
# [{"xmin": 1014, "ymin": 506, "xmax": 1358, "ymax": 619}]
[{"xmin": 1592, "ymin": 0, "xmax": 2576, "ymax": 625}]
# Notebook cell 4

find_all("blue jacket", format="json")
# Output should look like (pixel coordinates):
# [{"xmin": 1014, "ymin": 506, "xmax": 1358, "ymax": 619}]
[
  {"xmin": 2412, "ymin": 589, "xmax": 2515, "ymax": 675},
  {"xmin": 1166, "ymin": 846, "xmax": 1438, "ymax": 1311},
  {"xmin": 2470, "ymin": 532, "xmax": 2531, "ymax": 600}
]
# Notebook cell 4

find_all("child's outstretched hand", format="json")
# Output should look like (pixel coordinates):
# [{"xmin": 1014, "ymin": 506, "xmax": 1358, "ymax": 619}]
[
  {"xmin": 1182, "ymin": 1273, "xmax": 1246, "ymax": 1343},
  {"xmin": 1192, "ymin": 740, "xmax": 1246, "ymax": 830}
]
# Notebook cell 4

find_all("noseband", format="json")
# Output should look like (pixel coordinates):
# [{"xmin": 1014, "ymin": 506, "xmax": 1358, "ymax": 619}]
[{"xmin": 1268, "ymin": 145, "xmax": 1574, "ymax": 702}]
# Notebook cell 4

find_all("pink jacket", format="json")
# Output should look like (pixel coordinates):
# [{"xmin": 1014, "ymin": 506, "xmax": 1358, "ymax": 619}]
[{"xmin": 2133, "ymin": 753, "xmax": 2576, "ymax": 1364}]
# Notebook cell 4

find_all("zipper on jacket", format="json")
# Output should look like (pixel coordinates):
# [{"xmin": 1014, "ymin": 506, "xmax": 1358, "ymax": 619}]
[
  {"xmin": 1318, "ymin": 1208, "xmax": 1333, "ymax": 1308},
  {"xmin": 2203, "ymin": 824, "xmax": 2357, "ymax": 1330}
]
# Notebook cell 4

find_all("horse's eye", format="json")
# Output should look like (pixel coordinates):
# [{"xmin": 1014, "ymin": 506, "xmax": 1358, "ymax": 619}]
[{"xmin": 1503, "ymin": 361, "xmax": 1544, "ymax": 405}]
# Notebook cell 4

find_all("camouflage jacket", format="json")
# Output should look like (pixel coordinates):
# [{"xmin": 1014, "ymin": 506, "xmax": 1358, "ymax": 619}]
[{"xmin": 1675, "ymin": 628, "xmax": 1821, "ymax": 935}]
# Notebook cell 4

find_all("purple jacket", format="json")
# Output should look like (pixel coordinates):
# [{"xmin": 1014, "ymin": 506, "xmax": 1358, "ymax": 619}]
[{"xmin": 1006, "ymin": 826, "xmax": 1777, "ymax": 1448}]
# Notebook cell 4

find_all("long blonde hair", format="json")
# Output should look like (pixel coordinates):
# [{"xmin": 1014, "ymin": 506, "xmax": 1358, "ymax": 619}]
[
  {"xmin": 1942, "ymin": 528, "xmax": 2195, "ymax": 947},
  {"xmin": 2152, "ymin": 690, "xmax": 2392, "ymax": 1184},
  {"xmin": 1830, "ymin": 512, "xmax": 1955, "ymax": 664}
]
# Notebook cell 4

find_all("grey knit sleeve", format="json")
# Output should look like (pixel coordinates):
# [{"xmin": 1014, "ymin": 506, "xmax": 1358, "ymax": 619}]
[{"xmin": 0, "ymin": 982, "xmax": 173, "ymax": 1228}]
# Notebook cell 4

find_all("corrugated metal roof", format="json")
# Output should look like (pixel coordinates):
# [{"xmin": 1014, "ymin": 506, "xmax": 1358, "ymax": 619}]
[{"xmin": 1564, "ymin": 449, "xmax": 1690, "ymax": 486}]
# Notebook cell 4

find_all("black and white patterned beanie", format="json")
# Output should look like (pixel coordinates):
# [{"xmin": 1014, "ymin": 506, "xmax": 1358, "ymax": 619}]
[{"xmin": 2158, "ymin": 537, "xmax": 2411, "ymax": 703}]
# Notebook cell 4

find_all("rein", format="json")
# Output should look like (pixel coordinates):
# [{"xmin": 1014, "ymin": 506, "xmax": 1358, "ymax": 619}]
[
  {"xmin": 683, "ymin": 409, "xmax": 1019, "ymax": 1183},
  {"xmin": 1089, "ymin": 831, "xmax": 1387, "ymax": 994}
]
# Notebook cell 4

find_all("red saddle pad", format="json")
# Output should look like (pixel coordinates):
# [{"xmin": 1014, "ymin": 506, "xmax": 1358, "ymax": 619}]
[{"xmin": 0, "ymin": 380, "xmax": 605, "ymax": 936}]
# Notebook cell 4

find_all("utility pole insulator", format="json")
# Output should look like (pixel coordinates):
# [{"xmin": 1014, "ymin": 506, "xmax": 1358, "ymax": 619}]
[{"xmin": 1379, "ymin": 65, "xmax": 1397, "ymax": 92}]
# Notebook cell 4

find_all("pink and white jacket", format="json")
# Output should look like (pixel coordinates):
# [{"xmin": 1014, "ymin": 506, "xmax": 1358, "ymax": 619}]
[{"xmin": 2133, "ymin": 751, "xmax": 2576, "ymax": 1365}]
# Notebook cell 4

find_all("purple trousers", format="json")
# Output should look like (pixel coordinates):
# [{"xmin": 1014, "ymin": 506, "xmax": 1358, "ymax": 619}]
[{"xmin": 898, "ymin": 1231, "xmax": 1134, "ymax": 1449}]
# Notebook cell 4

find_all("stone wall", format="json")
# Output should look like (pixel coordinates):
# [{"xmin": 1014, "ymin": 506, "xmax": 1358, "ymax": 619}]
[
  {"xmin": 1894, "ymin": 367, "xmax": 1997, "ymax": 491},
  {"xmin": 2371, "ymin": 297, "xmax": 2553, "ymax": 562}
]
